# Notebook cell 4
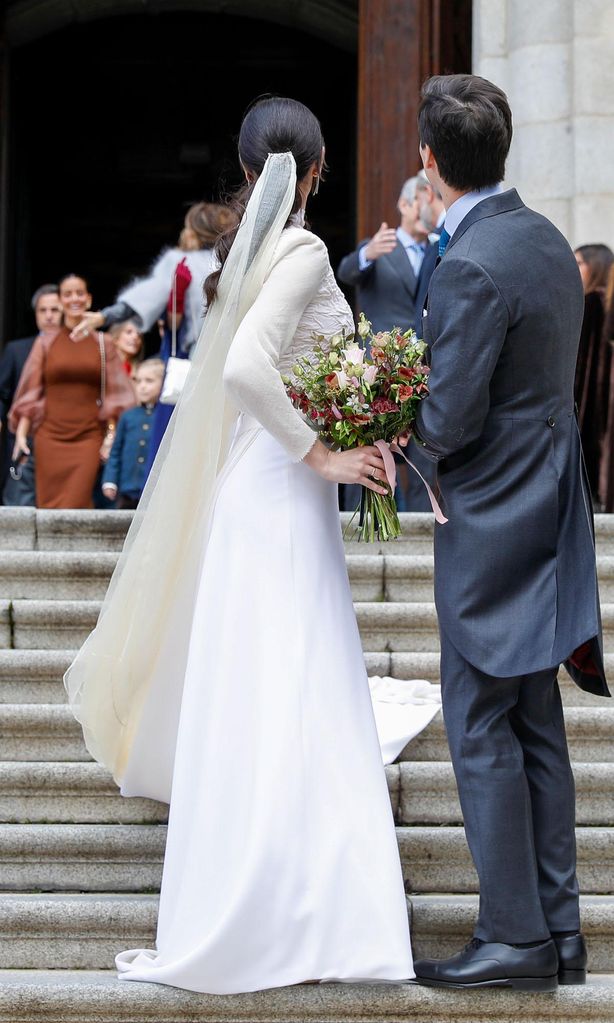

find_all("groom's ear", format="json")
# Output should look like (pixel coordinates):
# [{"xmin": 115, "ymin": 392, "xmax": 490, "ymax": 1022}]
[{"xmin": 420, "ymin": 142, "xmax": 436, "ymax": 173}]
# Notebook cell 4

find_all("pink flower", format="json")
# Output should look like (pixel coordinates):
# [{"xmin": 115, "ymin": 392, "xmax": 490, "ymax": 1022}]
[
  {"xmin": 363, "ymin": 364, "xmax": 378, "ymax": 385},
  {"xmin": 398, "ymin": 385, "xmax": 414, "ymax": 402},
  {"xmin": 343, "ymin": 344, "xmax": 365, "ymax": 367},
  {"xmin": 331, "ymin": 403, "xmax": 343, "ymax": 420}
]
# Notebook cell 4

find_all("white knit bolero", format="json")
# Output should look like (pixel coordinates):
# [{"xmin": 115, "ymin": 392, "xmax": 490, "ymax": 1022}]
[{"xmin": 223, "ymin": 225, "xmax": 354, "ymax": 462}]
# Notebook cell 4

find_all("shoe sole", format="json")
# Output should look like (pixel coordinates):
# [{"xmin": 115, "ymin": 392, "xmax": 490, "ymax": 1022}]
[
  {"xmin": 415, "ymin": 974, "xmax": 559, "ymax": 992},
  {"xmin": 559, "ymin": 969, "xmax": 586, "ymax": 985}
]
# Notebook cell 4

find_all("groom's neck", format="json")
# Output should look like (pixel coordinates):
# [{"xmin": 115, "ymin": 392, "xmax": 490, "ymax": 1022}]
[{"xmin": 440, "ymin": 183, "xmax": 470, "ymax": 212}]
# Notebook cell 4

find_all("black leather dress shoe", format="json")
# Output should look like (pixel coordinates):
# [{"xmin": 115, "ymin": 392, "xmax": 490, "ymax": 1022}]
[
  {"xmin": 553, "ymin": 932, "xmax": 587, "ymax": 984},
  {"xmin": 414, "ymin": 937, "xmax": 559, "ymax": 991}
]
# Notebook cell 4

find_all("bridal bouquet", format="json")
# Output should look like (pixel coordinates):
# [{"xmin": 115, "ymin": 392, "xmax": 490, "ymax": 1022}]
[{"xmin": 282, "ymin": 314, "xmax": 430, "ymax": 541}]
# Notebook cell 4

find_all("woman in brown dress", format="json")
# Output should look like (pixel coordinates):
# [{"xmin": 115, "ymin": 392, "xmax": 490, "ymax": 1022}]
[{"xmin": 9, "ymin": 274, "xmax": 135, "ymax": 509}]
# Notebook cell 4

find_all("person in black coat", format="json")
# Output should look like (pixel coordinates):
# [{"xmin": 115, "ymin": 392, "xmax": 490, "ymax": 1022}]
[
  {"xmin": 0, "ymin": 285, "xmax": 62, "ymax": 504},
  {"xmin": 573, "ymin": 244, "xmax": 614, "ymax": 499}
]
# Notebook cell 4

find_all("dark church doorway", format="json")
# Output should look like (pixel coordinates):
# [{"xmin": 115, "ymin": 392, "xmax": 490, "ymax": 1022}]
[{"xmin": 6, "ymin": 11, "xmax": 356, "ymax": 340}]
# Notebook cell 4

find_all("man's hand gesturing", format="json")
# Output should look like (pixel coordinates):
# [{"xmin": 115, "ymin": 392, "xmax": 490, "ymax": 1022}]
[{"xmin": 364, "ymin": 223, "xmax": 398, "ymax": 261}]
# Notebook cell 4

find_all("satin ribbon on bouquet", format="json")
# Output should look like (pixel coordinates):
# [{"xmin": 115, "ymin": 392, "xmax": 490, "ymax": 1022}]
[{"xmin": 374, "ymin": 439, "xmax": 448, "ymax": 525}]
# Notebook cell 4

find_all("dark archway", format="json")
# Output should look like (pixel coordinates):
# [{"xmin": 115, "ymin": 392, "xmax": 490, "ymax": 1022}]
[
  {"xmin": 5, "ymin": 10, "xmax": 356, "ymax": 338},
  {"xmin": 6, "ymin": 0, "xmax": 357, "ymax": 51}
]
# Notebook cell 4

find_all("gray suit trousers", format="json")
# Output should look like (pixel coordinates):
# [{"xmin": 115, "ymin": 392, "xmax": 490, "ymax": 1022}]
[{"xmin": 440, "ymin": 630, "xmax": 581, "ymax": 942}]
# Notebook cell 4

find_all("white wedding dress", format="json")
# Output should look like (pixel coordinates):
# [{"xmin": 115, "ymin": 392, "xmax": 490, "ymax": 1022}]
[{"xmin": 115, "ymin": 223, "xmax": 438, "ymax": 994}]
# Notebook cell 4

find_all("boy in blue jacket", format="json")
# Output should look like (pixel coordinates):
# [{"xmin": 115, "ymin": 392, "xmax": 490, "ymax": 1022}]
[{"xmin": 102, "ymin": 358, "xmax": 165, "ymax": 509}]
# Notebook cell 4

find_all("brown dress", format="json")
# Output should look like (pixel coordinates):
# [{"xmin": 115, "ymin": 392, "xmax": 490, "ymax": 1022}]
[
  {"xmin": 35, "ymin": 329, "xmax": 106, "ymax": 508},
  {"xmin": 9, "ymin": 328, "xmax": 135, "ymax": 509}
]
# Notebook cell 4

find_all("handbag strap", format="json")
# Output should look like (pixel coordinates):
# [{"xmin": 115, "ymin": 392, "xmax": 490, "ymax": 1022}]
[
  {"xmin": 171, "ymin": 272, "xmax": 177, "ymax": 359},
  {"xmin": 96, "ymin": 331, "xmax": 106, "ymax": 410}
]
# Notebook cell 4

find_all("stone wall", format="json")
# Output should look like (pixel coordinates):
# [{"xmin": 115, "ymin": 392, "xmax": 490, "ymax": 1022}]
[{"xmin": 473, "ymin": 0, "xmax": 614, "ymax": 249}]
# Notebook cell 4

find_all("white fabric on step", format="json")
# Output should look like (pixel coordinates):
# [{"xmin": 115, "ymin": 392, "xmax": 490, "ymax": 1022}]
[{"xmin": 369, "ymin": 677, "xmax": 441, "ymax": 766}]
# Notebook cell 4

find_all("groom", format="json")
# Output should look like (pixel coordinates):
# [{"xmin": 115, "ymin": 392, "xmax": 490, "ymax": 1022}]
[{"xmin": 407, "ymin": 74, "xmax": 610, "ymax": 991}]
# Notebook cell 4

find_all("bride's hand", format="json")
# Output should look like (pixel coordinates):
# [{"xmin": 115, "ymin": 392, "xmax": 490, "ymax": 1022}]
[{"xmin": 303, "ymin": 439, "xmax": 389, "ymax": 494}]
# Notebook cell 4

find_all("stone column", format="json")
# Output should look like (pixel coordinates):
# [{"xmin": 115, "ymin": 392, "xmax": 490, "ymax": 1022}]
[
  {"xmin": 473, "ymin": 0, "xmax": 614, "ymax": 248},
  {"xmin": 572, "ymin": 1, "xmax": 614, "ymax": 246}
]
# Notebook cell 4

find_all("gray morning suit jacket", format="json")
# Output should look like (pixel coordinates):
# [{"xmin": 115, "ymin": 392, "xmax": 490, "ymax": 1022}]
[
  {"xmin": 415, "ymin": 189, "xmax": 609, "ymax": 698},
  {"xmin": 337, "ymin": 239, "xmax": 438, "ymax": 334}
]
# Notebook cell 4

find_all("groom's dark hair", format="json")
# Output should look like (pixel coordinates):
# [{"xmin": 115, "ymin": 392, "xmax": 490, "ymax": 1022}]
[{"xmin": 418, "ymin": 75, "xmax": 513, "ymax": 191}]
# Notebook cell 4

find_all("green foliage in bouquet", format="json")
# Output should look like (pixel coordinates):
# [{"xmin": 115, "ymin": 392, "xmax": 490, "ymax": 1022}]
[{"xmin": 282, "ymin": 314, "xmax": 430, "ymax": 541}]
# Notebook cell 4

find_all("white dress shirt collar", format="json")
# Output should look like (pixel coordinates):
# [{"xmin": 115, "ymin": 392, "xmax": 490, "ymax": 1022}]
[
  {"xmin": 444, "ymin": 183, "xmax": 504, "ymax": 239},
  {"xmin": 396, "ymin": 226, "xmax": 424, "ymax": 250}
]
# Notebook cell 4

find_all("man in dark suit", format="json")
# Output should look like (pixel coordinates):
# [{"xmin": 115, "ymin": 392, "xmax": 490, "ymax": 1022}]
[
  {"xmin": 337, "ymin": 177, "xmax": 438, "ymax": 510},
  {"xmin": 0, "ymin": 284, "xmax": 62, "ymax": 504},
  {"xmin": 408, "ymin": 74, "xmax": 609, "ymax": 992},
  {"xmin": 337, "ymin": 175, "xmax": 437, "ymax": 336}
]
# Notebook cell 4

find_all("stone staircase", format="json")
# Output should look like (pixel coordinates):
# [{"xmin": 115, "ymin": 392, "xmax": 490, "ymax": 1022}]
[{"xmin": 0, "ymin": 506, "xmax": 612, "ymax": 1022}]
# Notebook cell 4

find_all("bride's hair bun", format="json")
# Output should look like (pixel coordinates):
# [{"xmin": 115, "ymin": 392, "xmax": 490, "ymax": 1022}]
[{"xmin": 205, "ymin": 96, "xmax": 324, "ymax": 306}]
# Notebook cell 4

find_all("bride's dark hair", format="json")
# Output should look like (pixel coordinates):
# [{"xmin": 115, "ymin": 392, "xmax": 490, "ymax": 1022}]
[{"xmin": 205, "ymin": 96, "xmax": 325, "ymax": 305}]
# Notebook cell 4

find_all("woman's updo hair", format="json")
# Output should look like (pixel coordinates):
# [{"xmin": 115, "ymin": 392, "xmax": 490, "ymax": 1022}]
[
  {"xmin": 180, "ymin": 202, "xmax": 238, "ymax": 251},
  {"xmin": 205, "ymin": 96, "xmax": 324, "ymax": 304}
]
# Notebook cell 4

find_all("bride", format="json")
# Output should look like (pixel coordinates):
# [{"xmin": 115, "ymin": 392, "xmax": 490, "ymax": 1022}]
[{"xmin": 64, "ymin": 97, "xmax": 430, "ymax": 994}]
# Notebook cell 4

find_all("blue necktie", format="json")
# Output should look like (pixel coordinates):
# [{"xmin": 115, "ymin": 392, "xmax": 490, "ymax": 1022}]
[{"xmin": 438, "ymin": 228, "xmax": 451, "ymax": 259}]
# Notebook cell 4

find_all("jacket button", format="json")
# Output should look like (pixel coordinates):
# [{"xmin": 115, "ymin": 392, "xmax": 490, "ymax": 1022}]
[
  {"xmin": 547, "ymin": 416, "xmax": 556, "ymax": 427},
  {"xmin": 137, "ymin": 456, "xmax": 145, "ymax": 464}
]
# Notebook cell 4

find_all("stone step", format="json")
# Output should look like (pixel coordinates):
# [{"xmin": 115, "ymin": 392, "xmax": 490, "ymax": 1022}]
[
  {"xmin": 4, "ymin": 702, "xmax": 610, "ymax": 765},
  {"xmin": 0, "ymin": 650, "xmax": 74, "ymax": 703},
  {"xmin": 0, "ymin": 892, "xmax": 611, "ymax": 972},
  {"xmin": 404, "ymin": 705, "xmax": 614, "ymax": 761},
  {"xmin": 0, "ymin": 552, "xmax": 416, "ymax": 603},
  {"xmin": 399, "ymin": 826, "xmax": 614, "ymax": 895},
  {"xmin": 0, "ymin": 508, "xmax": 134, "ymax": 553},
  {"xmin": 389, "ymin": 762, "xmax": 614, "ymax": 826},
  {"xmin": 8, "ymin": 600, "xmax": 101, "ymax": 650},
  {"xmin": 410, "ymin": 894, "xmax": 614, "ymax": 972},
  {"xmin": 5, "ymin": 549, "xmax": 614, "ymax": 604},
  {"xmin": 387, "ymin": 652, "xmax": 610, "ymax": 707},
  {"xmin": 0, "ymin": 763, "xmax": 168, "ymax": 824},
  {"xmin": 4, "ymin": 506, "xmax": 614, "ymax": 555},
  {"xmin": 0, "ymin": 552, "xmax": 120, "ymax": 601},
  {"xmin": 1, "ymin": 760, "xmax": 612, "ymax": 826},
  {"xmin": 0, "ymin": 705, "xmax": 88, "ymax": 760},
  {"xmin": 2, "ymin": 969, "xmax": 614, "ymax": 1023},
  {"xmin": 10, "ymin": 599, "xmax": 614, "ymax": 655},
  {"xmin": 0, "ymin": 648, "xmax": 605, "ymax": 710},
  {"xmin": 0, "ymin": 650, "xmax": 605, "ymax": 713},
  {"xmin": 0, "ymin": 823, "xmax": 611, "ymax": 894}
]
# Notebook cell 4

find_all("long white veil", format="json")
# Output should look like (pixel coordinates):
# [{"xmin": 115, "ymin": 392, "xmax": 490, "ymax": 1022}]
[{"xmin": 64, "ymin": 153, "xmax": 298, "ymax": 788}]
